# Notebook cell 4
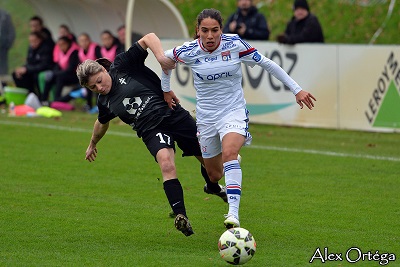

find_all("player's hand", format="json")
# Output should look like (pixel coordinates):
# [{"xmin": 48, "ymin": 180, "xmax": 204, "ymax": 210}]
[
  {"xmin": 229, "ymin": 21, "xmax": 237, "ymax": 32},
  {"xmin": 14, "ymin": 67, "xmax": 27, "ymax": 78},
  {"xmin": 164, "ymin": 91, "xmax": 180, "ymax": 109},
  {"xmin": 85, "ymin": 143, "xmax": 98, "ymax": 162},
  {"xmin": 158, "ymin": 56, "xmax": 176, "ymax": 74},
  {"xmin": 237, "ymin": 23, "xmax": 246, "ymax": 36},
  {"xmin": 295, "ymin": 90, "xmax": 316, "ymax": 110}
]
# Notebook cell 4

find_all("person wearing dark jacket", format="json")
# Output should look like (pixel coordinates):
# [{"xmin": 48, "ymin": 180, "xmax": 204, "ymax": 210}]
[
  {"xmin": 277, "ymin": 0, "xmax": 324, "ymax": 44},
  {"xmin": 12, "ymin": 31, "xmax": 54, "ymax": 96},
  {"xmin": 29, "ymin": 15, "xmax": 55, "ymax": 50},
  {"xmin": 223, "ymin": 0, "xmax": 269, "ymax": 40},
  {"xmin": 0, "ymin": 9, "xmax": 16, "ymax": 75}
]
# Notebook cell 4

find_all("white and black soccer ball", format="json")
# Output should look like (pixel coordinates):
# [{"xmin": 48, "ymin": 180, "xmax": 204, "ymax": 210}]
[{"xmin": 218, "ymin": 227, "xmax": 256, "ymax": 265}]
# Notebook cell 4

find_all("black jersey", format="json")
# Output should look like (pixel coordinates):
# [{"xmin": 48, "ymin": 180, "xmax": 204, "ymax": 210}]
[{"xmin": 97, "ymin": 43, "xmax": 176, "ymax": 137}]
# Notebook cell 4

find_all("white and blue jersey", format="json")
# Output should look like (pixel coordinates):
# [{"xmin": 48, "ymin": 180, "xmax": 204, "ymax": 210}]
[{"xmin": 162, "ymin": 34, "xmax": 302, "ymax": 124}]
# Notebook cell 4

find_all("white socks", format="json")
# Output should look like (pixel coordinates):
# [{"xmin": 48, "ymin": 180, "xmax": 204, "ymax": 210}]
[{"xmin": 224, "ymin": 159, "xmax": 242, "ymax": 219}]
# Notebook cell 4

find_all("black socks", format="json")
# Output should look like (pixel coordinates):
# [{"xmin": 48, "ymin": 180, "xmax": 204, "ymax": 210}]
[
  {"xmin": 201, "ymin": 164, "xmax": 221, "ymax": 193},
  {"xmin": 163, "ymin": 178, "xmax": 186, "ymax": 217}
]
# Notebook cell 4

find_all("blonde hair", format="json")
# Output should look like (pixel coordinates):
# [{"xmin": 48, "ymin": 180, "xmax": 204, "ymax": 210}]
[{"xmin": 76, "ymin": 59, "xmax": 103, "ymax": 88}]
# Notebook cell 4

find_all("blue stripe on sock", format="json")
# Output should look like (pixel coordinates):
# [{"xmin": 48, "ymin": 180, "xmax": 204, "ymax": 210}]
[
  {"xmin": 224, "ymin": 163, "xmax": 241, "ymax": 172},
  {"xmin": 226, "ymin": 189, "xmax": 241, "ymax": 195}
]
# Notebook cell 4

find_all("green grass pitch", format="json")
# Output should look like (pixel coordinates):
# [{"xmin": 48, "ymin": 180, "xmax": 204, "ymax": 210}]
[{"xmin": 0, "ymin": 111, "xmax": 399, "ymax": 266}]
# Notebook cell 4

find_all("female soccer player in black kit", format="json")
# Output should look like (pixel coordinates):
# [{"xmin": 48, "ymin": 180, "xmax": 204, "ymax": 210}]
[{"xmin": 76, "ymin": 33, "xmax": 227, "ymax": 236}]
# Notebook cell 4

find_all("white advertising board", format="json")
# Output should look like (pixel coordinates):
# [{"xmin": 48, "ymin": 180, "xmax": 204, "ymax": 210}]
[{"xmin": 146, "ymin": 41, "xmax": 400, "ymax": 133}]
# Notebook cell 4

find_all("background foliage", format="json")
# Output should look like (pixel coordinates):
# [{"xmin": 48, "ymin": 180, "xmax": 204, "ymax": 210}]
[{"xmin": 0, "ymin": 0, "xmax": 399, "ymax": 75}]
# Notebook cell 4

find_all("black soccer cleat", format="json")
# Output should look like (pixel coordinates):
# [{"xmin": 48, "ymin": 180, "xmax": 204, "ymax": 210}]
[
  {"xmin": 204, "ymin": 184, "xmax": 228, "ymax": 203},
  {"xmin": 174, "ymin": 214, "xmax": 194, "ymax": 236}
]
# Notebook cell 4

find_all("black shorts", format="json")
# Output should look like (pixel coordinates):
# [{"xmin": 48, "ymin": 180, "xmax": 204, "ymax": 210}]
[{"xmin": 141, "ymin": 108, "xmax": 201, "ymax": 161}]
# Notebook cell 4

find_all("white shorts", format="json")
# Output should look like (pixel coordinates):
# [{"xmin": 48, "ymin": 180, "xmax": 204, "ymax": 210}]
[{"xmin": 197, "ymin": 108, "xmax": 252, "ymax": 158}]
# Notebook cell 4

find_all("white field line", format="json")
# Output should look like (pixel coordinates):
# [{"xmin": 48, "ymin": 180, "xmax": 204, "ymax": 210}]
[
  {"xmin": 0, "ymin": 120, "xmax": 134, "ymax": 137},
  {"xmin": 1, "ymin": 120, "xmax": 399, "ymax": 162},
  {"xmin": 247, "ymin": 145, "xmax": 400, "ymax": 162}
]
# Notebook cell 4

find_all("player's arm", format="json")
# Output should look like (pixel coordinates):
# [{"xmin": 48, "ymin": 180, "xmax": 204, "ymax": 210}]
[
  {"xmin": 161, "ymin": 47, "xmax": 182, "ymax": 109},
  {"xmin": 161, "ymin": 66, "xmax": 178, "ymax": 109},
  {"xmin": 85, "ymin": 119, "xmax": 109, "ymax": 162},
  {"xmin": 259, "ymin": 57, "xmax": 315, "ymax": 109},
  {"xmin": 137, "ymin": 33, "xmax": 175, "ymax": 72},
  {"xmin": 241, "ymin": 49, "xmax": 316, "ymax": 109}
]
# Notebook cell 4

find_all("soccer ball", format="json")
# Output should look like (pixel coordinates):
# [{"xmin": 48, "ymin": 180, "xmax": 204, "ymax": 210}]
[{"xmin": 218, "ymin": 227, "xmax": 256, "ymax": 265}]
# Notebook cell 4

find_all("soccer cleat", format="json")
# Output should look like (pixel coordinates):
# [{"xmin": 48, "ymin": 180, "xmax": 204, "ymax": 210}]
[
  {"xmin": 174, "ymin": 214, "xmax": 194, "ymax": 236},
  {"xmin": 224, "ymin": 214, "xmax": 240, "ymax": 229},
  {"xmin": 204, "ymin": 184, "xmax": 228, "ymax": 203}
]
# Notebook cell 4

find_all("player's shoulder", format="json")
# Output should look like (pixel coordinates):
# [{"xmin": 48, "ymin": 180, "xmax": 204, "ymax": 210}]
[
  {"xmin": 221, "ymin": 34, "xmax": 252, "ymax": 51},
  {"xmin": 175, "ymin": 39, "xmax": 200, "ymax": 56},
  {"xmin": 222, "ymin": 33, "xmax": 241, "ymax": 41},
  {"xmin": 174, "ymin": 39, "xmax": 201, "ymax": 60}
]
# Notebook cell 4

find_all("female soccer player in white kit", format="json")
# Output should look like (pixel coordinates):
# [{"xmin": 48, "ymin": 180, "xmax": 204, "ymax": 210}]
[{"xmin": 161, "ymin": 8, "xmax": 316, "ymax": 229}]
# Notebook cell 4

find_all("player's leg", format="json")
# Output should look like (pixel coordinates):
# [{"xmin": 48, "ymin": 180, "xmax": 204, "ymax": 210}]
[
  {"xmin": 156, "ymin": 148, "xmax": 185, "ymax": 218},
  {"xmin": 156, "ymin": 148, "xmax": 194, "ymax": 236},
  {"xmin": 172, "ymin": 111, "xmax": 226, "ymax": 201},
  {"xmin": 200, "ymin": 155, "xmax": 227, "ymax": 202},
  {"xmin": 221, "ymin": 132, "xmax": 245, "ymax": 228},
  {"xmin": 195, "ymin": 123, "xmax": 230, "ymax": 204},
  {"xmin": 218, "ymin": 108, "xmax": 252, "ymax": 229},
  {"xmin": 143, "ymin": 129, "xmax": 194, "ymax": 236}
]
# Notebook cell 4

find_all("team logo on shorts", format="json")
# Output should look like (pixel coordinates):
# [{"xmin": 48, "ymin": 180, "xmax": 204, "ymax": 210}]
[{"xmin": 221, "ymin": 51, "xmax": 231, "ymax": 61}]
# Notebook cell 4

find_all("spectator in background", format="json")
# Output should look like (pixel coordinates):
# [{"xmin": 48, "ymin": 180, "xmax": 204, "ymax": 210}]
[
  {"xmin": 12, "ymin": 31, "xmax": 54, "ymax": 97},
  {"xmin": 29, "ymin": 15, "xmax": 55, "ymax": 49},
  {"xmin": 77, "ymin": 33, "xmax": 101, "ymax": 62},
  {"xmin": 57, "ymin": 32, "xmax": 102, "ymax": 110},
  {"xmin": 276, "ymin": 0, "xmax": 324, "ymax": 44},
  {"xmin": 223, "ymin": 0, "xmax": 269, "ymax": 40},
  {"xmin": 53, "ymin": 24, "xmax": 79, "ymax": 64},
  {"xmin": 116, "ymin": 24, "xmax": 143, "ymax": 51},
  {"xmin": 41, "ymin": 36, "xmax": 80, "ymax": 103},
  {"xmin": 100, "ymin": 30, "xmax": 123, "ymax": 62},
  {"xmin": 0, "ymin": 8, "xmax": 16, "ymax": 75}
]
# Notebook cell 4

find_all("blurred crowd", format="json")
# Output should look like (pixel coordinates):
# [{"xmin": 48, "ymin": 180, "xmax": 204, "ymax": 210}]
[
  {"xmin": 0, "ymin": 0, "xmax": 323, "ymax": 113},
  {"xmin": 9, "ymin": 16, "xmax": 142, "ymax": 112}
]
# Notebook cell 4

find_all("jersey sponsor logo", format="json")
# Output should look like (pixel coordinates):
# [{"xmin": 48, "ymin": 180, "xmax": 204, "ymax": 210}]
[
  {"xmin": 204, "ymin": 56, "xmax": 218, "ymax": 62},
  {"xmin": 252, "ymin": 51, "xmax": 262, "ymax": 62},
  {"xmin": 123, "ymin": 97, "xmax": 142, "ymax": 115},
  {"xmin": 196, "ymin": 71, "xmax": 233, "ymax": 81},
  {"xmin": 221, "ymin": 41, "xmax": 235, "ymax": 51},
  {"xmin": 123, "ymin": 96, "xmax": 153, "ymax": 117},
  {"xmin": 119, "ymin": 78, "xmax": 127, "ymax": 85},
  {"xmin": 185, "ymin": 50, "xmax": 201, "ymax": 57},
  {"xmin": 195, "ymin": 72, "xmax": 204, "ymax": 80},
  {"xmin": 221, "ymin": 51, "xmax": 231, "ymax": 61}
]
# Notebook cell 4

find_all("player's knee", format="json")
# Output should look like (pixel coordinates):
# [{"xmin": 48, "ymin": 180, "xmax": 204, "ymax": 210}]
[
  {"xmin": 158, "ymin": 158, "xmax": 176, "ymax": 176},
  {"xmin": 222, "ymin": 149, "xmax": 239, "ymax": 162}
]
